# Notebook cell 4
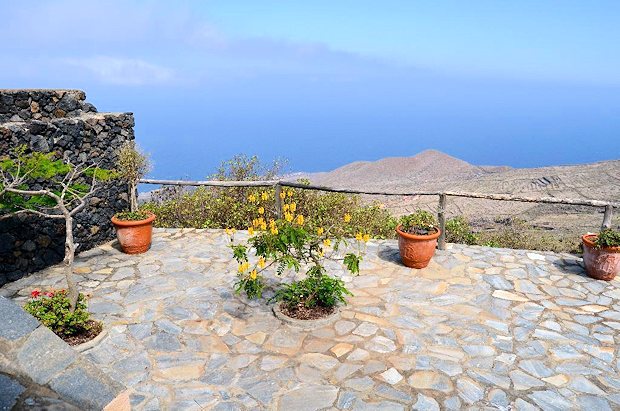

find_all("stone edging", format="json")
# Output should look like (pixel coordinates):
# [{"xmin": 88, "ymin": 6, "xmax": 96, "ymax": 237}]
[
  {"xmin": 272, "ymin": 301, "xmax": 341, "ymax": 330},
  {"xmin": 74, "ymin": 328, "xmax": 108, "ymax": 353}
]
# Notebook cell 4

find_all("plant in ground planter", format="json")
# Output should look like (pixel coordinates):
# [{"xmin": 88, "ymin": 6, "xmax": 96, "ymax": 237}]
[
  {"xmin": 228, "ymin": 189, "xmax": 366, "ymax": 320},
  {"xmin": 396, "ymin": 209, "xmax": 441, "ymax": 269},
  {"xmin": 582, "ymin": 228, "xmax": 620, "ymax": 281},
  {"xmin": 112, "ymin": 141, "xmax": 155, "ymax": 254},
  {"xmin": 0, "ymin": 146, "xmax": 112, "ymax": 343},
  {"xmin": 24, "ymin": 289, "xmax": 102, "ymax": 345}
]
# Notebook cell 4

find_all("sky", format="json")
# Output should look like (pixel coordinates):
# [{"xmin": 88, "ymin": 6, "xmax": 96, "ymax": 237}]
[{"xmin": 1, "ymin": 0, "xmax": 619, "ymax": 179}]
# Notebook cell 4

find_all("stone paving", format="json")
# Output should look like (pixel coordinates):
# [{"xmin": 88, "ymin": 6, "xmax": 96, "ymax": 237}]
[{"xmin": 2, "ymin": 228, "xmax": 620, "ymax": 410}]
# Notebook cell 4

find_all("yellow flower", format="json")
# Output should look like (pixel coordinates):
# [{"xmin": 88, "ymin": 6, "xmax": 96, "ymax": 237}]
[
  {"xmin": 285, "ymin": 212, "xmax": 293, "ymax": 222},
  {"xmin": 248, "ymin": 227, "xmax": 255, "ymax": 236},
  {"xmin": 269, "ymin": 219, "xmax": 276, "ymax": 228},
  {"xmin": 238, "ymin": 262, "xmax": 250, "ymax": 273},
  {"xmin": 271, "ymin": 227, "xmax": 279, "ymax": 235},
  {"xmin": 296, "ymin": 214, "xmax": 305, "ymax": 225},
  {"xmin": 225, "ymin": 228, "xmax": 234, "ymax": 236},
  {"xmin": 279, "ymin": 191, "xmax": 286, "ymax": 200},
  {"xmin": 250, "ymin": 269, "xmax": 257, "ymax": 280},
  {"xmin": 355, "ymin": 232, "xmax": 363, "ymax": 241},
  {"xmin": 248, "ymin": 194, "xmax": 257, "ymax": 203},
  {"xmin": 261, "ymin": 192, "xmax": 269, "ymax": 201},
  {"xmin": 287, "ymin": 190, "xmax": 293, "ymax": 197},
  {"xmin": 344, "ymin": 213, "xmax": 352, "ymax": 223},
  {"xmin": 260, "ymin": 222, "xmax": 267, "ymax": 231},
  {"xmin": 258, "ymin": 257, "xmax": 266, "ymax": 268},
  {"xmin": 323, "ymin": 238, "xmax": 331, "ymax": 247},
  {"xmin": 252, "ymin": 218, "xmax": 259, "ymax": 228},
  {"xmin": 363, "ymin": 234, "xmax": 370, "ymax": 243},
  {"xmin": 258, "ymin": 207, "xmax": 265, "ymax": 215},
  {"xmin": 289, "ymin": 202, "xmax": 296, "ymax": 212},
  {"xmin": 318, "ymin": 248, "xmax": 325, "ymax": 257},
  {"xmin": 283, "ymin": 204, "xmax": 290, "ymax": 212},
  {"xmin": 317, "ymin": 227, "xmax": 324, "ymax": 236}
]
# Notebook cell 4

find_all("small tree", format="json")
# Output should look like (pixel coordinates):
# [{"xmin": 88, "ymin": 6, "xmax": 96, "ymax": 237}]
[
  {"xmin": 0, "ymin": 146, "xmax": 113, "ymax": 311},
  {"xmin": 116, "ymin": 141, "xmax": 151, "ymax": 212}
]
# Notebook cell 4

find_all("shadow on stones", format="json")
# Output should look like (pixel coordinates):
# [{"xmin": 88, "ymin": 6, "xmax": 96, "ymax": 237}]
[
  {"xmin": 377, "ymin": 244, "xmax": 403, "ymax": 266},
  {"xmin": 550, "ymin": 256, "xmax": 589, "ymax": 279}
]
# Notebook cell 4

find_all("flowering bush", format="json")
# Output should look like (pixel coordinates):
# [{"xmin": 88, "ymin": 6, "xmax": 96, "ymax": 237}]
[
  {"xmin": 24, "ymin": 289, "xmax": 94, "ymax": 337},
  {"xmin": 228, "ymin": 189, "xmax": 367, "ymax": 310}
]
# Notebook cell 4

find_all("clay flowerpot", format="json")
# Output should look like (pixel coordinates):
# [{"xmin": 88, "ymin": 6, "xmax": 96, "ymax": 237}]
[
  {"xmin": 111, "ymin": 213, "xmax": 156, "ymax": 254},
  {"xmin": 396, "ymin": 225, "xmax": 441, "ymax": 269},
  {"xmin": 582, "ymin": 234, "xmax": 620, "ymax": 281}
]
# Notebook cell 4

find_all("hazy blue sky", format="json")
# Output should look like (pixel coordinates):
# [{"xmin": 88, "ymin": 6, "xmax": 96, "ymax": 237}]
[{"xmin": 2, "ymin": 0, "xmax": 619, "ymax": 178}]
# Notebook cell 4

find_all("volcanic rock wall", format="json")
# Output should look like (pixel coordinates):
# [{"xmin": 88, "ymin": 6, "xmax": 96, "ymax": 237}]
[{"xmin": 0, "ymin": 90, "xmax": 134, "ymax": 285}]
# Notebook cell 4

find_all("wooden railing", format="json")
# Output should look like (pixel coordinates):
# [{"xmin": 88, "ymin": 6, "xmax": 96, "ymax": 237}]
[{"xmin": 140, "ymin": 178, "xmax": 618, "ymax": 250}]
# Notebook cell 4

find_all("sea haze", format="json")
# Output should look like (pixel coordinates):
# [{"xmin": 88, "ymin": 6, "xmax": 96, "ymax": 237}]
[{"xmin": 90, "ymin": 72, "xmax": 620, "ymax": 180}]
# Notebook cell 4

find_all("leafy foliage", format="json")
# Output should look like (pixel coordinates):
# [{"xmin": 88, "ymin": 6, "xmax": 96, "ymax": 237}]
[
  {"xmin": 116, "ymin": 141, "xmax": 150, "ymax": 212},
  {"xmin": 24, "ymin": 290, "xmax": 93, "ymax": 337},
  {"xmin": 143, "ymin": 154, "xmax": 588, "ymax": 254},
  {"xmin": 399, "ymin": 209, "xmax": 438, "ymax": 235},
  {"xmin": 274, "ymin": 267, "xmax": 353, "ymax": 309},
  {"xmin": 595, "ymin": 228, "xmax": 620, "ymax": 248},
  {"xmin": 114, "ymin": 210, "xmax": 152, "ymax": 221},
  {"xmin": 445, "ymin": 216, "xmax": 479, "ymax": 245},
  {"xmin": 0, "ymin": 145, "xmax": 114, "ymax": 215},
  {"xmin": 228, "ymin": 185, "xmax": 366, "ymax": 307}
]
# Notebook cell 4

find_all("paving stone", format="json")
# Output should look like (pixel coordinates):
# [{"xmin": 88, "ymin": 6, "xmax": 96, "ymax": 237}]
[
  {"xmin": 408, "ymin": 371, "xmax": 453, "ymax": 393},
  {"xmin": 528, "ymin": 390, "xmax": 573, "ymax": 410},
  {"xmin": 5, "ymin": 229, "xmax": 620, "ymax": 409},
  {"xmin": 0, "ymin": 374, "xmax": 25, "ymax": 410},
  {"xmin": 412, "ymin": 393, "xmax": 440, "ymax": 411},
  {"xmin": 456, "ymin": 377, "xmax": 484, "ymax": 404},
  {"xmin": 48, "ymin": 359, "xmax": 124, "ymax": 410},
  {"xmin": 577, "ymin": 395, "xmax": 612, "ymax": 411},
  {"xmin": 278, "ymin": 385, "xmax": 338, "ymax": 411},
  {"xmin": 0, "ymin": 296, "xmax": 39, "ymax": 340},
  {"xmin": 374, "ymin": 383, "xmax": 412, "ymax": 402},
  {"xmin": 379, "ymin": 367, "xmax": 403, "ymax": 385},
  {"xmin": 352, "ymin": 322, "xmax": 378, "ymax": 337},
  {"xmin": 345, "ymin": 376, "xmax": 375, "ymax": 391},
  {"xmin": 365, "ymin": 335, "xmax": 396, "ymax": 353},
  {"xmin": 17, "ymin": 326, "xmax": 77, "ymax": 385},
  {"xmin": 335, "ymin": 320, "xmax": 356, "ymax": 335}
]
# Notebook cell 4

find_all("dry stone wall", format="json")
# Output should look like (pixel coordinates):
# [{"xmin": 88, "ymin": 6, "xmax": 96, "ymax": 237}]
[{"xmin": 0, "ymin": 90, "xmax": 134, "ymax": 285}]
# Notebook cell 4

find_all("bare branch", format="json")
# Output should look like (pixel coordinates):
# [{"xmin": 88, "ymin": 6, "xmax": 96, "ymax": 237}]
[{"xmin": 0, "ymin": 208, "xmax": 65, "ymax": 220}]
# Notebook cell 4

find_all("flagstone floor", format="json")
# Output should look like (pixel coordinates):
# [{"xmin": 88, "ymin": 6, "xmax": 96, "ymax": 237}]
[{"xmin": 2, "ymin": 229, "xmax": 620, "ymax": 410}]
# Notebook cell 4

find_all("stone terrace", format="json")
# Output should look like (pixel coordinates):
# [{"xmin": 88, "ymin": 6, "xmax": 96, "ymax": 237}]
[{"xmin": 2, "ymin": 229, "xmax": 620, "ymax": 410}]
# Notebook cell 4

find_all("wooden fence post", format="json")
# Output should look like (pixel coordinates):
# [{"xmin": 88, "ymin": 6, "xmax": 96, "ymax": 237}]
[
  {"xmin": 275, "ymin": 183, "xmax": 283, "ymax": 219},
  {"xmin": 601, "ymin": 204, "xmax": 613, "ymax": 230},
  {"xmin": 438, "ymin": 193, "xmax": 447, "ymax": 250}
]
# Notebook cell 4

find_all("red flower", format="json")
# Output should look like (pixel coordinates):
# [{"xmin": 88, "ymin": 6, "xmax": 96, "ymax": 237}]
[
  {"xmin": 44, "ymin": 291, "xmax": 54, "ymax": 297},
  {"xmin": 30, "ymin": 290, "xmax": 41, "ymax": 298}
]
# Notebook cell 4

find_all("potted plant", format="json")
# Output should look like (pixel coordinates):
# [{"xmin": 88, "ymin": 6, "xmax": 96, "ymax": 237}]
[
  {"xmin": 111, "ymin": 141, "xmax": 155, "ymax": 254},
  {"xmin": 228, "ymin": 189, "xmax": 366, "ymax": 324},
  {"xmin": 582, "ymin": 228, "xmax": 620, "ymax": 281},
  {"xmin": 396, "ymin": 209, "xmax": 441, "ymax": 269},
  {"xmin": 1, "ymin": 146, "xmax": 111, "ymax": 344}
]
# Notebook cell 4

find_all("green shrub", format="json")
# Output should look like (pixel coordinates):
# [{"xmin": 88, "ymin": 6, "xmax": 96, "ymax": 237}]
[
  {"xmin": 399, "ymin": 209, "xmax": 438, "ymax": 234},
  {"xmin": 114, "ymin": 210, "xmax": 151, "ymax": 221},
  {"xmin": 445, "ymin": 216, "xmax": 478, "ymax": 245},
  {"xmin": 24, "ymin": 290, "xmax": 93, "ymax": 337},
  {"xmin": 596, "ymin": 228, "xmax": 620, "ymax": 248},
  {"xmin": 274, "ymin": 266, "xmax": 353, "ymax": 308}
]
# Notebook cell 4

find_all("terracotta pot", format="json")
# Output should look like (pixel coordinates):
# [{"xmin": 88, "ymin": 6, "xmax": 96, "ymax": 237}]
[
  {"xmin": 396, "ymin": 225, "xmax": 441, "ymax": 269},
  {"xmin": 582, "ymin": 234, "xmax": 620, "ymax": 281},
  {"xmin": 111, "ymin": 213, "xmax": 156, "ymax": 254}
]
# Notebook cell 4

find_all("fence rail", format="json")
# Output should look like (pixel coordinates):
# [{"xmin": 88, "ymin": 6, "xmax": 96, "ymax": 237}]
[{"xmin": 140, "ymin": 178, "xmax": 617, "ymax": 250}]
